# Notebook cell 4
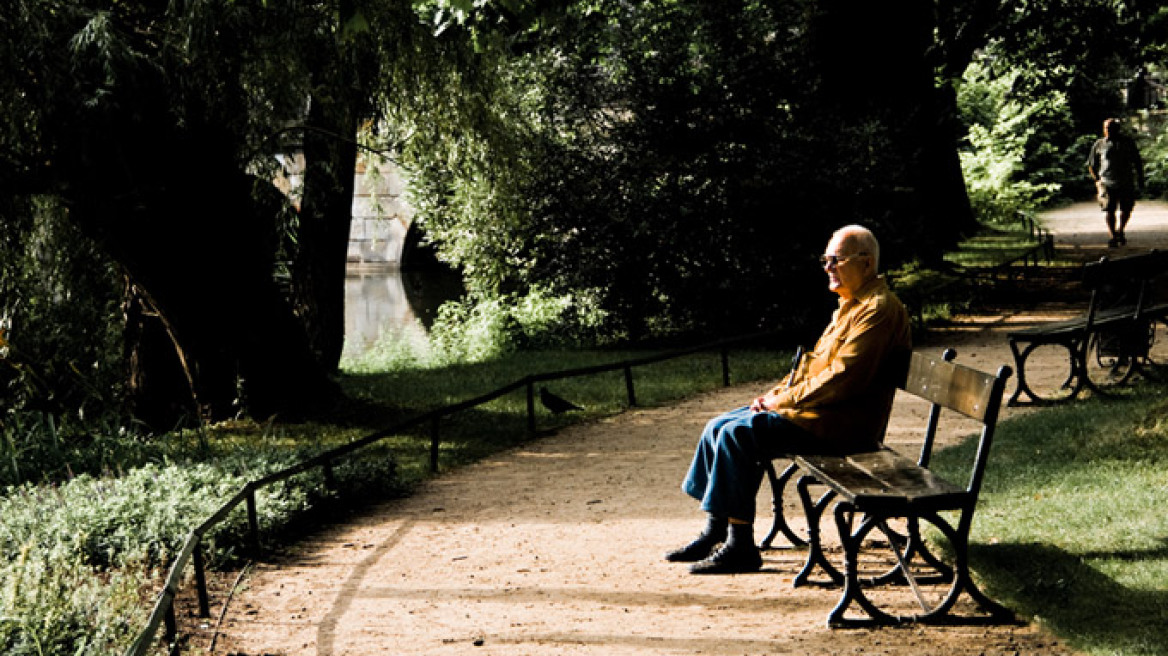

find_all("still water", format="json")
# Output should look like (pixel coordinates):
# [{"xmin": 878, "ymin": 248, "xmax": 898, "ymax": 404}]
[{"xmin": 343, "ymin": 268, "xmax": 464, "ymax": 358}]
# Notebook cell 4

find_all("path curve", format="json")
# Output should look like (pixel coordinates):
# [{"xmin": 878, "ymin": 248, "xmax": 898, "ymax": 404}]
[{"xmin": 210, "ymin": 202, "xmax": 1168, "ymax": 656}]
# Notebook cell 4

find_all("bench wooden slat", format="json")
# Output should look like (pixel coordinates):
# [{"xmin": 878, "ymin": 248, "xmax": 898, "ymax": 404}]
[
  {"xmin": 796, "ymin": 450, "xmax": 965, "ymax": 513},
  {"xmin": 903, "ymin": 354, "xmax": 997, "ymax": 421}
]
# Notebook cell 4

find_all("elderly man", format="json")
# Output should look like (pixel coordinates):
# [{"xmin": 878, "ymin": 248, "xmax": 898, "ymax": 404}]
[
  {"xmin": 1088, "ymin": 118, "xmax": 1145, "ymax": 248},
  {"xmin": 667, "ymin": 224, "xmax": 911, "ymax": 574}
]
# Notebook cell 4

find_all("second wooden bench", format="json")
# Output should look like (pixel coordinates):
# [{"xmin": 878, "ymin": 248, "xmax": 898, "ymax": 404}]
[{"xmin": 1007, "ymin": 249, "xmax": 1168, "ymax": 405}]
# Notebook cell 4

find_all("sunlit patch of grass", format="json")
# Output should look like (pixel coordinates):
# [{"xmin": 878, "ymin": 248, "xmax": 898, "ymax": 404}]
[
  {"xmin": 331, "ymin": 346, "xmax": 793, "ymax": 485},
  {"xmin": 932, "ymin": 384, "xmax": 1168, "ymax": 656}
]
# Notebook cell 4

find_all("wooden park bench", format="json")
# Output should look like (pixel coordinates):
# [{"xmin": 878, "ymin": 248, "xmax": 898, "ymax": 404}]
[
  {"xmin": 1006, "ymin": 249, "xmax": 1168, "ymax": 405},
  {"xmin": 762, "ymin": 350, "xmax": 1014, "ymax": 627}
]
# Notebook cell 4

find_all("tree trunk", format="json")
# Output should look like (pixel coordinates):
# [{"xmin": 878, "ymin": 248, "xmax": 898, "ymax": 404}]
[
  {"xmin": 293, "ymin": 91, "xmax": 360, "ymax": 374},
  {"xmin": 810, "ymin": 0, "xmax": 977, "ymax": 261},
  {"xmin": 123, "ymin": 280, "xmax": 198, "ymax": 431},
  {"xmin": 63, "ymin": 102, "xmax": 342, "ymax": 426}
]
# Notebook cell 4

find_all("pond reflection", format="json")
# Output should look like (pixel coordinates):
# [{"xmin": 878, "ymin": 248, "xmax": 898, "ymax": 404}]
[{"xmin": 343, "ymin": 268, "xmax": 464, "ymax": 358}]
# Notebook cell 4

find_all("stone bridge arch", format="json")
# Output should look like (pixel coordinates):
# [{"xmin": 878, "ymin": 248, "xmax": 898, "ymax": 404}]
[
  {"xmin": 347, "ymin": 162, "xmax": 431, "ymax": 269},
  {"xmin": 276, "ymin": 153, "xmax": 440, "ymax": 270}
]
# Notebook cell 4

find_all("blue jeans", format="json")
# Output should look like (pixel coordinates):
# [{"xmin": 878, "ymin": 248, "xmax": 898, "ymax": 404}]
[{"xmin": 681, "ymin": 406, "xmax": 819, "ymax": 523}]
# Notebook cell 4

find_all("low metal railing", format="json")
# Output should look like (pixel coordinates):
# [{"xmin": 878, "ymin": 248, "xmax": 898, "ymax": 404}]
[{"xmin": 125, "ymin": 331, "xmax": 775, "ymax": 656}]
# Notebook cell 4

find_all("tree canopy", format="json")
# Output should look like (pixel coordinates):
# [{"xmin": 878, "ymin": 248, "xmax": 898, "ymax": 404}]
[{"xmin": 406, "ymin": 0, "xmax": 983, "ymax": 341}]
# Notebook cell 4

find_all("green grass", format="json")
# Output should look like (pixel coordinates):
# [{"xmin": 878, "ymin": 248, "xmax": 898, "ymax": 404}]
[
  {"xmin": 940, "ymin": 218, "xmax": 1076, "ymax": 270},
  {"xmin": 932, "ymin": 381, "xmax": 1168, "ymax": 656},
  {"xmin": 336, "ymin": 346, "xmax": 794, "ymax": 487},
  {"xmin": 888, "ymin": 218, "xmax": 1082, "ymax": 329},
  {"xmin": 942, "ymin": 224, "xmax": 1073, "ymax": 269},
  {"xmin": 945, "ymin": 229, "xmax": 1040, "ymax": 268}
]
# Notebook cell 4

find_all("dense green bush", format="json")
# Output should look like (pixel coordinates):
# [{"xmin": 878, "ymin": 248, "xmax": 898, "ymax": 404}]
[
  {"xmin": 0, "ymin": 549, "xmax": 144, "ymax": 656},
  {"xmin": 956, "ymin": 63, "xmax": 1065, "ymax": 224},
  {"xmin": 401, "ymin": 0, "xmax": 954, "ymax": 344},
  {"xmin": 1139, "ymin": 115, "xmax": 1168, "ymax": 199},
  {"xmin": 0, "ymin": 412, "xmax": 161, "ymax": 488},
  {"xmin": 0, "ymin": 199, "xmax": 132, "ymax": 492},
  {"xmin": 0, "ymin": 444, "xmax": 384, "ymax": 656}
]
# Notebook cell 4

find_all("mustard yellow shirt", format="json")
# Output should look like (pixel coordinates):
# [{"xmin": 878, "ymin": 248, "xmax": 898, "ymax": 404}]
[{"xmin": 766, "ymin": 276, "xmax": 911, "ymax": 452}]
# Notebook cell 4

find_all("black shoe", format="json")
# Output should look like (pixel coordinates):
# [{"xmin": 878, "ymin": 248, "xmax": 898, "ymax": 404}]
[
  {"xmin": 665, "ymin": 533, "xmax": 724, "ymax": 562},
  {"xmin": 1119, "ymin": 232, "xmax": 1128, "ymax": 245},
  {"xmin": 1108, "ymin": 237, "xmax": 1119, "ymax": 248},
  {"xmin": 689, "ymin": 542, "xmax": 763, "ymax": 574}
]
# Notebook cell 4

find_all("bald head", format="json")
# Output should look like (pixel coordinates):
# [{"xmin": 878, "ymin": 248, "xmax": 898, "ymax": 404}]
[{"xmin": 831, "ymin": 224, "xmax": 880, "ymax": 271}]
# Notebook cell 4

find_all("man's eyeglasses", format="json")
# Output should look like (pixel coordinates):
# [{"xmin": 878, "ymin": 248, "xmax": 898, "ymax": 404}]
[{"xmin": 819, "ymin": 253, "xmax": 868, "ymax": 267}]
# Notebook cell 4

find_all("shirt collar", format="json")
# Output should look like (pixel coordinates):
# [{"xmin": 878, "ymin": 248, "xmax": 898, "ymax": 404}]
[{"xmin": 837, "ymin": 275, "xmax": 886, "ymax": 309}]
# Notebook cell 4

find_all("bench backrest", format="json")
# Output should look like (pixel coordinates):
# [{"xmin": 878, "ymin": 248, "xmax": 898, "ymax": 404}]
[
  {"xmin": 899, "ymin": 349, "xmax": 1013, "ymax": 497},
  {"xmin": 1082, "ymin": 249, "xmax": 1168, "ymax": 322}
]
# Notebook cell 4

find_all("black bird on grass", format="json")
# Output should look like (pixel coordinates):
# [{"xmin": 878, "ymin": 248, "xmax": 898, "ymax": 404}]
[{"xmin": 540, "ymin": 387, "xmax": 584, "ymax": 414}]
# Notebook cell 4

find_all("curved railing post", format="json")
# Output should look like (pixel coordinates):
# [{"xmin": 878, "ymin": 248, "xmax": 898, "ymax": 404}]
[
  {"xmin": 323, "ymin": 460, "xmax": 336, "ymax": 491},
  {"xmin": 526, "ymin": 379, "xmax": 536, "ymax": 434},
  {"xmin": 164, "ymin": 600, "xmax": 177, "ymax": 648},
  {"xmin": 193, "ymin": 539, "xmax": 210, "ymax": 618},
  {"xmin": 246, "ymin": 484, "xmax": 260, "ymax": 557},
  {"xmin": 429, "ymin": 416, "xmax": 441, "ymax": 473},
  {"xmin": 623, "ymin": 365, "xmax": 636, "ymax": 406}
]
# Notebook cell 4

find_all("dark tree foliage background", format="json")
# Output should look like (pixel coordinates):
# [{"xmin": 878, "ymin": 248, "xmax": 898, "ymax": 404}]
[
  {"xmin": 983, "ymin": 0, "xmax": 1168, "ymax": 201},
  {"xmin": 409, "ymin": 0, "xmax": 981, "ymax": 343},
  {"xmin": 2, "ymin": 1, "xmax": 445, "ymax": 430}
]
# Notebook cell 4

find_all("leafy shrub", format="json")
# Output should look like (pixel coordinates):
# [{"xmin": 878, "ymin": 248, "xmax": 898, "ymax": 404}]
[
  {"xmin": 347, "ymin": 286, "xmax": 611, "ymax": 370},
  {"xmin": 957, "ymin": 64, "xmax": 1063, "ymax": 224},
  {"xmin": 0, "ymin": 547, "xmax": 145, "ymax": 656},
  {"xmin": 1140, "ymin": 119, "xmax": 1168, "ymax": 199},
  {"xmin": 0, "ymin": 411, "xmax": 163, "ymax": 488},
  {"xmin": 0, "ymin": 445, "xmax": 366, "ymax": 655}
]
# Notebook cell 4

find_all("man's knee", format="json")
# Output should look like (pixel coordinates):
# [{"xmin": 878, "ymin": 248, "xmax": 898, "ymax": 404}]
[{"xmin": 713, "ymin": 420, "xmax": 758, "ymax": 455}]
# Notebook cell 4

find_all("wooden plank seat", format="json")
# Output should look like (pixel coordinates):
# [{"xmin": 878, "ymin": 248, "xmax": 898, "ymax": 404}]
[
  {"xmin": 781, "ymin": 350, "xmax": 1014, "ymax": 627},
  {"xmin": 1007, "ymin": 250, "xmax": 1168, "ymax": 405}
]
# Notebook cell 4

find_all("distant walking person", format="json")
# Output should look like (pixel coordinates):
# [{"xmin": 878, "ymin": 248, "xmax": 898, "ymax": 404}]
[{"xmin": 1088, "ymin": 118, "xmax": 1145, "ymax": 247}]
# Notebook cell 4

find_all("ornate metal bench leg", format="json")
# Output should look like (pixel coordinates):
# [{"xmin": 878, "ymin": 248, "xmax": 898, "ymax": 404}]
[
  {"xmin": 949, "ymin": 512, "xmax": 1016, "ymax": 623},
  {"xmin": 793, "ymin": 474, "xmax": 842, "ymax": 587},
  {"xmin": 1008, "ymin": 339, "xmax": 1082, "ymax": 405},
  {"xmin": 827, "ymin": 501, "xmax": 864, "ymax": 627},
  {"xmin": 865, "ymin": 517, "xmax": 952, "ymax": 588},
  {"xmin": 829, "ymin": 508, "xmax": 1013, "ymax": 627},
  {"xmin": 903, "ymin": 517, "xmax": 953, "ymax": 582},
  {"xmin": 1006, "ymin": 338, "xmax": 1028, "ymax": 406},
  {"xmin": 963, "ymin": 578, "xmax": 1016, "ymax": 622},
  {"xmin": 760, "ymin": 460, "xmax": 807, "ymax": 550}
]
